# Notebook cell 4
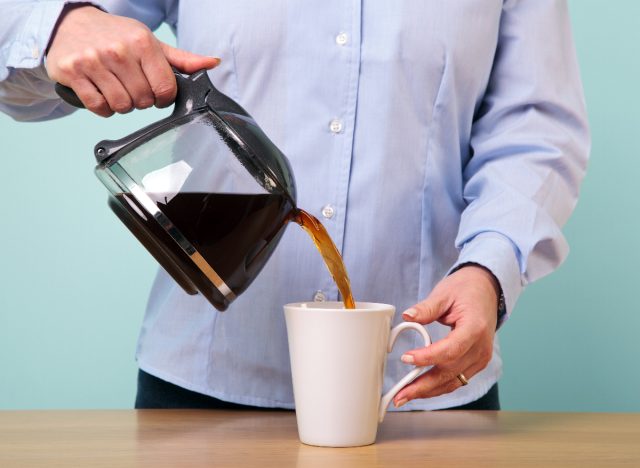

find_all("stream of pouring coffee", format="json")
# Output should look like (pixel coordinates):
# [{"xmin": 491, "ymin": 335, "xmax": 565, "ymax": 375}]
[{"xmin": 294, "ymin": 209, "xmax": 356, "ymax": 309}]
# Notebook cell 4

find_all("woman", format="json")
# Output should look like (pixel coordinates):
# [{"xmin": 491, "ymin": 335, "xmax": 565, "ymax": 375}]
[{"xmin": 0, "ymin": 0, "xmax": 589, "ymax": 411}]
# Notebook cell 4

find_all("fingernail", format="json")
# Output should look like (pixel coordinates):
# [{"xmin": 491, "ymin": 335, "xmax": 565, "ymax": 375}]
[
  {"xmin": 402, "ymin": 308, "xmax": 417, "ymax": 319},
  {"xmin": 401, "ymin": 354, "xmax": 414, "ymax": 364},
  {"xmin": 395, "ymin": 398, "xmax": 408, "ymax": 408}
]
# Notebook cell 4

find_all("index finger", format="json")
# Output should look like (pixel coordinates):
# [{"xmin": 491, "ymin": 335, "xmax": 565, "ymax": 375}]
[
  {"xmin": 400, "ymin": 326, "xmax": 474, "ymax": 367},
  {"xmin": 140, "ymin": 44, "xmax": 177, "ymax": 108}
]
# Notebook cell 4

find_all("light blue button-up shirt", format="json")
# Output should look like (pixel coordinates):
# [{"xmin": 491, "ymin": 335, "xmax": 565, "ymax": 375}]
[{"xmin": 0, "ymin": 0, "xmax": 589, "ymax": 410}]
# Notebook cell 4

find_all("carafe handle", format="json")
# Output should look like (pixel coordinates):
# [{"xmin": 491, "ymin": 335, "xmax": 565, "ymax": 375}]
[
  {"xmin": 54, "ymin": 66, "xmax": 204, "ymax": 112},
  {"xmin": 54, "ymin": 82, "xmax": 85, "ymax": 108},
  {"xmin": 54, "ymin": 68, "xmax": 220, "ymax": 163}
]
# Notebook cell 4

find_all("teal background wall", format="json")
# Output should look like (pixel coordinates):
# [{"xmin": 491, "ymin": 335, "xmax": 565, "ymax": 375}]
[{"xmin": 1, "ymin": 1, "xmax": 638, "ymax": 411}]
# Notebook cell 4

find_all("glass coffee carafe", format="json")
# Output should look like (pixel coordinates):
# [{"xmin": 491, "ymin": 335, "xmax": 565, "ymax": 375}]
[{"xmin": 57, "ymin": 70, "xmax": 297, "ymax": 311}]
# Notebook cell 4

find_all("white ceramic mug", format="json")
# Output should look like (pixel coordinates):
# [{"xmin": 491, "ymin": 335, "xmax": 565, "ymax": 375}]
[{"xmin": 284, "ymin": 301, "xmax": 432, "ymax": 447}]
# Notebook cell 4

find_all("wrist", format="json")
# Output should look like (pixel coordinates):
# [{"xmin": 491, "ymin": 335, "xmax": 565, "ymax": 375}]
[
  {"xmin": 450, "ymin": 262, "xmax": 506, "ymax": 329},
  {"xmin": 46, "ymin": 3, "xmax": 102, "ymax": 55},
  {"xmin": 459, "ymin": 264, "xmax": 500, "ymax": 299}
]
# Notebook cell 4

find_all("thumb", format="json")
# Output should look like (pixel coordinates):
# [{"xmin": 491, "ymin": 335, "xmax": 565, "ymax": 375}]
[
  {"xmin": 402, "ymin": 290, "xmax": 450, "ymax": 324},
  {"xmin": 160, "ymin": 42, "xmax": 221, "ymax": 73}
]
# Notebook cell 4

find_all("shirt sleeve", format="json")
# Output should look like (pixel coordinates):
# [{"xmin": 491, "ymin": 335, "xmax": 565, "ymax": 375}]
[
  {"xmin": 0, "ymin": 0, "xmax": 175, "ymax": 122},
  {"xmin": 0, "ymin": 0, "xmax": 69, "ymax": 121},
  {"xmin": 451, "ymin": 0, "xmax": 590, "ymax": 322}
]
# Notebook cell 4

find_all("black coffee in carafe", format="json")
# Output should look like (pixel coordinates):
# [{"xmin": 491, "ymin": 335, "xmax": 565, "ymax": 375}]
[{"xmin": 109, "ymin": 191, "xmax": 294, "ymax": 310}]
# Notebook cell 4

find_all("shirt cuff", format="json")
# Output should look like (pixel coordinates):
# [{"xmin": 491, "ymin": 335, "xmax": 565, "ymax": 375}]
[
  {"xmin": 4, "ymin": 1, "xmax": 66, "ymax": 74},
  {"xmin": 4, "ymin": 1, "xmax": 105, "ymax": 78},
  {"xmin": 449, "ymin": 232, "xmax": 523, "ymax": 326}
]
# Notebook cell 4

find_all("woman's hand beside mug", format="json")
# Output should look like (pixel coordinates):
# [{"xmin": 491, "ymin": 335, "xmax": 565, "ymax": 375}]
[
  {"xmin": 393, "ymin": 265, "xmax": 500, "ymax": 407},
  {"xmin": 45, "ymin": 5, "xmax": 220, "ymax": 117}
]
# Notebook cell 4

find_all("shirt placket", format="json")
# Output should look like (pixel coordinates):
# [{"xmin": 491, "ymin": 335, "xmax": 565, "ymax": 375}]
[{"xmin": 314, "ymin": 0, "xmax": 362, "ymax": 304}]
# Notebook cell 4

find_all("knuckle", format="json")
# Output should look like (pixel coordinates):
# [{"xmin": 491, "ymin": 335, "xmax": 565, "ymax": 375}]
[
  {"xmin": 420, "ymin": 352, "xmax": 436, "ymax": 367},
  {"xmin": 478, "ymin": 321, "xmax": 494, "ymax": 339},
  {"xmin": 113, "ymin": 101, "xmax": 133, "ymax": 113},
  {"xmin": 153, "ymin": 81, "xmax": 176, "ymax": 101},
  {"xmin": 46, "ymin": 68, "xmax": 63, "ymax": 83},
  {"xmin": 135, "ymin": 97, "xmax": 154, "ymax": 109},
  {"xmin": 407, "ymin": 385, "xmax": 426, "ymax": 401},
  {"xmin": 82, "ymin": 48, "xmax": 100, "ymax": 68},
  {"xmin": 412, "ymin": 300, "xmax": 439, "ymax": 321},
  {"xmin": 51, "ymin": 59, "xmax": 70, "ymax": 77},
  {"xmin": 103, "ymin": 42, "xmax": 127, "ymax": 63},
  {"xmin": 404, "ymin": 376, "xmax": 427, "ymax": 399},
  {"xmin": 467, "ymin": 324, "xmax": 484, "ymax": 342},
  {"xmin": 412, "ymin": 355, "xmax": 428, "ymax": 367},
  {"xmin": 439, "ymin": 370, "xmax": 457, "ymax": 386},
  {"xmin": 57, "ymin": 55, "xmax": 83, "ymax": 75},
  {"xmin": 129, "ymin": 28, "xmax": 153, "ymax": 49},
  {"xmin": 444, "ymin": 342, "xmax": 465, "ymax": 363},
  {"xmin": 444, "ymin": 380, "xmax": 459, "ymax": 394},
  {"xmin": 480, "ymin": 346, "xmax": 493, "ymax": 367},
  {"xmin": 86, "ymin": 98, "xmax": 107, "ymax": 113}
]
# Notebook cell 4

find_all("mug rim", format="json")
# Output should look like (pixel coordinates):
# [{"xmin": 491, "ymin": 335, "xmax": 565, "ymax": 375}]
[{"xmin": 284, "ymin": 301, "xmax": 394, "ymax": 313}]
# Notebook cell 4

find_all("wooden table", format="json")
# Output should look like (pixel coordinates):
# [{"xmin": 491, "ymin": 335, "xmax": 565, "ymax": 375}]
[{"xmin": 1, "ymin": 410, "xmax": 638, "ymax": 467}]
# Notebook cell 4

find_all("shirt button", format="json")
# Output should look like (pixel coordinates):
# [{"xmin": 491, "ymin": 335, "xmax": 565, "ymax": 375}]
[
  {"xmin": 321, "ymin": 204, "xmax": 335, "ymax": 219},
  {"xmin": 329, "ymin": 119, "xmax": 343, "ymax": 134},
  {"xmin": 313, "ymin": 290, "xmax": 327, "ymax": 302},
  {"xmin": 335, "ymin": 32, "xmax": 349, "ymax": 46}
]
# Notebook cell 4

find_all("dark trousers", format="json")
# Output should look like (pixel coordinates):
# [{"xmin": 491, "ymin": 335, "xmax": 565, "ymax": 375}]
[{"xmin": 135, "ymin": 369, "xmax": 500, "ymax": 410}]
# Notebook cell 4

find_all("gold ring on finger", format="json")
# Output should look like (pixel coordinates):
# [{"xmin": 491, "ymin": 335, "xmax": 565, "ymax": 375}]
[{"xmin": 456, "ymin": 373, "xmax": 469, "ymax": 386}]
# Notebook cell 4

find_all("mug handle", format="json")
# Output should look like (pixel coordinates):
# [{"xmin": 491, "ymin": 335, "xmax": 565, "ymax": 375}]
[{"xmin": 378, "ymin": 322, "xmax": 432, "ymax": 423}]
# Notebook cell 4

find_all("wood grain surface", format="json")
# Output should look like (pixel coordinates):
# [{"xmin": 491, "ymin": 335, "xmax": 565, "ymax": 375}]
[{"xmin": 1, "ymin": 410, "xmax": 639, "ymax": 467}]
